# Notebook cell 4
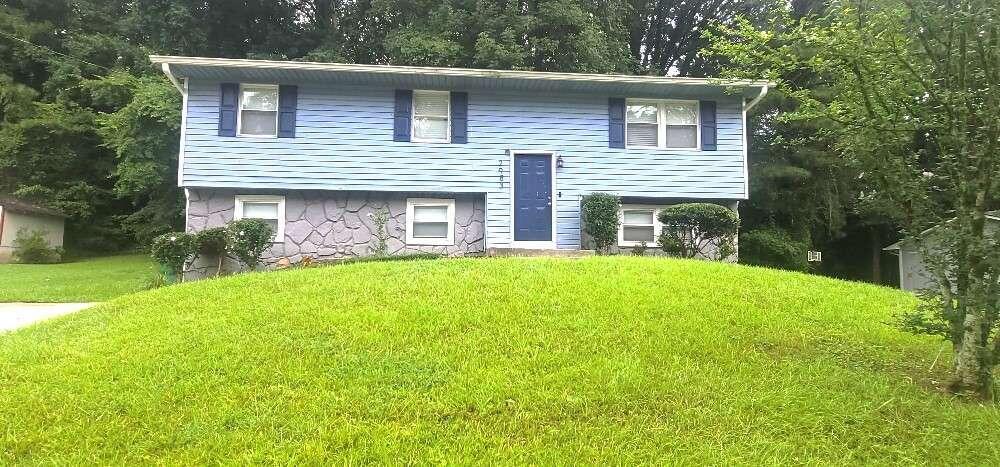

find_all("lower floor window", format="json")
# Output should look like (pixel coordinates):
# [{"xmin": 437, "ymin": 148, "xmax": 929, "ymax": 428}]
[
  {"xmin": 619, "ymin": 206, "xmax": 659, "ymax": 246},
  {"xmin": 406, "ymin": 198, "xmax": 455, "ymax": 245},
  {"xmin": 234, "ymin": 195, "xmax": 285, "ymax": 241}
]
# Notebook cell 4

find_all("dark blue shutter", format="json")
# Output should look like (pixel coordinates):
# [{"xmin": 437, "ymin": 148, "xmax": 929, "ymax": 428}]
[
  {"xmin": 218, "ymin": 83, "xmax": 238, "ymax": 137},
  {"xmin": 278, "ymin": 85, "xmax": 297, "ymax": 138},
  {"xmin": 450, "ymin": 91, "xmax": 468, "ymax": 144},
  {"xmin": 608, "ymin": 97, "xmax": 625, "ymax": 148},
  {"xmin": 394, "ymin": 90, "xmax": 413, "ymax": 142},
  {"xmin": 700, "ymin": 100, "xmax": 717, "ymax": 151}
]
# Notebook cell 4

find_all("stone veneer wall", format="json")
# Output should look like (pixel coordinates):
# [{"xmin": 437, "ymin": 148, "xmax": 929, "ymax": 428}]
[{"xmin": 185, "ymin": 188, "xmax": 485, "ymax": 278}]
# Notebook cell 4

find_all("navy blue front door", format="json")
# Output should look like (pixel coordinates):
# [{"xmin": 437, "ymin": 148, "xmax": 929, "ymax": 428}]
[{"xmin": 514, "ymin": 154, "xmax": 552, "ymax": 242}]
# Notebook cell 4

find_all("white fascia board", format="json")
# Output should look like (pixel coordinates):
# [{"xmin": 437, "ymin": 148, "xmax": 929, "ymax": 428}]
[{"xmin": 149, "ymin": 55, "xmax": 774, "ymax": 91}]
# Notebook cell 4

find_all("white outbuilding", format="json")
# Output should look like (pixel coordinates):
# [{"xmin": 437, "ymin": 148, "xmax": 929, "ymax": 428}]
[{"xmin": 0, "ymin": 197, "xmax": 66, "ymax": 263}]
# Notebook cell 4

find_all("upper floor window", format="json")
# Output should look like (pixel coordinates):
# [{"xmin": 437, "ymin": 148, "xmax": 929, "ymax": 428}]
[
  {"xmin": 234, "ymin": 195, "xmax": 285, "ymax": 241},
  {"xmin": 626, "ymin": 100, "xmax": 699, "ymax": 149},
  {"xmin": 412, "ymin": 90, "xmax": 450, "ymax": 142},
  {"xmin": 239, "ymin": 84, "xmax": 279, "ymax": 137}
]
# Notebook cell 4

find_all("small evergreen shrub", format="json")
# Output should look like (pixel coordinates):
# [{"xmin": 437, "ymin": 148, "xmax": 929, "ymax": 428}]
[
  {"xmin": 12, "ymin": 227, "xmax": 63, "ymax": 263},
  {"xmin": 226, "ymin": 218, "xmax": 273, "ymax": 271},
  {"xmin": 581, "ymin": 193, "xmax": 620, "ymax": 254},
  {"xmin": 631, "ymin": 240, "xmax": 649, "ymax": 256},
  {"xmin": 657, "ymin": 203, "xmax": 739, "ymax": 260},
  {"xmin": 739, "ymin": 227, "xmax": 810, "ymax": 271},
  {"xmin": 195, "ymin": 227, "xmax": 228, "ymax": 276},
  {"xmin": 149, "ymin": 232, "xmax": 196, "ymax": 281}
]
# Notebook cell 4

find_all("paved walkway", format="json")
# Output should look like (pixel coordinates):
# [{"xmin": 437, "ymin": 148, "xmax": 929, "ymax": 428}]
[{"xmin": 0, "ymin": 303, "xmax": 96, "ymax": 332}]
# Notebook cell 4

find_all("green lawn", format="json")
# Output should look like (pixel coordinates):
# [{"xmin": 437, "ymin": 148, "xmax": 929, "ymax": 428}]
[
  {"xmin": 0, "ymin": 254, "xmax": 155, "ymax": 302},
  {"xmin": 1, "ymin": 257, "xmax": 998, "ymax": 463}
]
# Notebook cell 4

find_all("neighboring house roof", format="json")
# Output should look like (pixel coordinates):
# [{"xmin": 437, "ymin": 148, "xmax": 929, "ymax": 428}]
[
  {"xmin": 884, "ymin": 211, "xmax": 1000, "ymax": 251},
  {"xmin": 0, "ymin": 197, "xmax": 67, "ymax": 218},
  {"xmin": 149, "ymin": 55, "xmax": 772, "ymax": 100}
]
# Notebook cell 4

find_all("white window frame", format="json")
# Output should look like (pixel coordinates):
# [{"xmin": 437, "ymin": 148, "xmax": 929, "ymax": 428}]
[
  {"xmin": 406, "ymin": 198, "xmax": 455, "ymax": 246},
  {"xmin": 618, "ymin": 205, "xmax": 661, "ymax": 247},
  {"xmin": 625, "ymin": 99, "xmax": 700, "ymax": 150},
  {"xmin": 236, "ymin": 84, "xmax": 280, "ymax": 138},
  {"xmin": 234, "ymin": 195, "xmax": 286, "ymax": 242},
  {"xmin": 411, "ymin": 90, "xmax": 451, "ymax": 143}
]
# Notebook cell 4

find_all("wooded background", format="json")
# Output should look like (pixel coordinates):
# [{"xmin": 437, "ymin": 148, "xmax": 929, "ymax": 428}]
[{"xmin": 0, "ymin": 0, "xmax": 896, "ymax": 283}]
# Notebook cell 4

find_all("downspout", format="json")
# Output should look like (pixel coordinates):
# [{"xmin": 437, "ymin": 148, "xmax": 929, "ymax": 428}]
[
  {"xmin": 162, "ymin": 62, "xmax": 191, "ymax": 233},
  {"xmin": 161, "ymin": 63, "xmax": 184, "ymax": 93},
  {"xmin": 744, "ymin": 84, "xmax": 770, "ymax": 113},
  {"xmin": 740, "ymin": 84, "xmax": 771, "ymax": 199}
]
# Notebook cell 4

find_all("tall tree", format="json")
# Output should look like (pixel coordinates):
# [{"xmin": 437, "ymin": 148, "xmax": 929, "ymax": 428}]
[
  {"xmin": 710, "ymin": 0, "xmax": 1000, "ymax": 396},
  {"xmin": 626, "ymin": 0, "xmax": 777, "ymax": 76}
]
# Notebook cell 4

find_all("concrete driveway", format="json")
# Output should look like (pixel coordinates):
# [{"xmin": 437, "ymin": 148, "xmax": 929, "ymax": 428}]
[{"xmin": 0, "ymin": 303, "xmax": 95, "ymax": 332}]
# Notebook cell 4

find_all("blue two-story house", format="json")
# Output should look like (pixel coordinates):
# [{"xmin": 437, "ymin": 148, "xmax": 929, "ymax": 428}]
[{"xmin": 151, "ymin": 56, "xmax": 769, "ymax": 266}]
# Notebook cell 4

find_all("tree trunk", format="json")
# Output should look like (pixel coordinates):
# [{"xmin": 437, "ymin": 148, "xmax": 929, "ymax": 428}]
[
  {"xmin": 870, "ymin": 228, "xmax": 881, "ymax": 284},
  {"xmin": 952, "ymin": 310, "xmax": 992, "ymax": 398}
]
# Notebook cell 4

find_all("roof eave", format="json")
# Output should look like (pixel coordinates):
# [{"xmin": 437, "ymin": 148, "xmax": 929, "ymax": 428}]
[{"xmin": 149, "ymin": 55, "xmax": 773, "ymax": 92}]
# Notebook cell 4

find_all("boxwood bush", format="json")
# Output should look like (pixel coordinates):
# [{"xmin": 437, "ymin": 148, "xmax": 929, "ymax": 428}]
[
  {"xmin": 226, "ymin": 219, "xmax": 273, "ymax": 271},
  {"xmin": 150, "ymin": 232, "xmax": 196, "ymax": 282},
  {"xmin": 657, "ymin": 203, "xmax": 739, "ymax": 260},
  {"xmin": 195, "ymin": 227, "xmax": 229, "ymax": 276},
  {"xmin": 581, "ymin": 193, "xmax": 620, "ymax": 254}
]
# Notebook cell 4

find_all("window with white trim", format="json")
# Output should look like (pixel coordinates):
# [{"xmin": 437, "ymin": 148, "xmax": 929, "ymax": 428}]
[
  {"xmin": 619, "ymin": 206, "xmax": 660, "ymax": 246},
  {"xmin": 626, "ymin": 100, "xmax": 699, "ymax": 149},
  {"xmin": 238, "ymin": 84, "xmax": 279, "ymax": 137},
  {"xmin": 412, "ymin": 90, "xmax": 450, "ymax": 142},
  {"xmin": 406, "ymin": 198, "xmax": 455, "ymax": 245},
  {"xmin": 234, "ymin": 195, "xmax": 285, "ymax": 241}
]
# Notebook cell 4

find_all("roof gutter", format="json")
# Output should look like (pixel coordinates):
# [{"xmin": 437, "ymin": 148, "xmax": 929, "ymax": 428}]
[
  {"xmin": 744, "ymin": 84, "xmax": 769, "ymax": 112},
  {"xmin": 149, "ymin": 55, "xmax": 772, "ymax": 91}
]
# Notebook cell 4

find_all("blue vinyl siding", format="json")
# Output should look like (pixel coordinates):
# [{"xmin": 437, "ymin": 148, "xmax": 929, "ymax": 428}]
[{"xmin": 183, "ymin": 81, "xmax": 746, "ymax": 249}]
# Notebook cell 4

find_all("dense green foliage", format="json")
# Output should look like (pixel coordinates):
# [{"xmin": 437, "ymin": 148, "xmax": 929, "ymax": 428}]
[
  {"xmin": 149, "ymin": 231, "xmax": 195, "ymax": 278},
  {"xmin": 0, "ymin": 254, "xmax": 154, "ymax": 302},
  {"xmin": 194, "ymin": 227, "xmax": 227, "ymax": 258},
  {"xmin": 580, "ymin": 193, "xmax": 620, "ymax": 253},
  {"xmin": 657, "ymin": 203, "xmax": 739, "ymax": 260},
  {"xmin": 739, "ymin": 227, "xmax": 810, "ymax": 271},
  {"xmin": 225, "ymin": 219, "xmax": 273, "ymax": 271},
  {"xmin": 708, "ymin": 0, "xmax": 1000, "ymax": 395},
  {"xmin": 11, "ymin": 226, "xmax": 61, "ymax": 263},
  {"xmin": 0, "ymin": 0, "xmax": 798, "ymax": 254},
  {"xmin": 3, "ymin": 257, "xmax": 998, "ymax": 463}
]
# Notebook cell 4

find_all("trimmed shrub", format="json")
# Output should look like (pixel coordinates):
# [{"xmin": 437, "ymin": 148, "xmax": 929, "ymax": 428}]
[
  {"xmin": 226, "ymin": 218, "xmax": 273, "ymax": 271},
  {"xmin": 12, "ymin": 227, "xmax": 63, "ymax": 264},
  {"xmin": 657, "ymin": 203, "xmax": 739, "ymax": 260},
  {"xmin": 581, "ymin": 193, "xmax": 620, "ymax": 254},
  {"xmin": 739, "ymin": 227, "xmax": 810, "ymax": 271},
  {"xmin": 150, "ymin": 232, "xmax": 196, "ymax": 281},
  {"xmin": 195, "ymin": 227, "xmax": 228, "ymax": 276}
]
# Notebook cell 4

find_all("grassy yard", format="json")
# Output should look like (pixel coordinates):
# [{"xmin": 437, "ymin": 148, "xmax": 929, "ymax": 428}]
[
  {"xmin": 0, "ymin": 254, "xmax": 155, "ymax": 302},
  {"xmin": 1, "ymin": 257, "xmax": 998, "ymax": 463}
]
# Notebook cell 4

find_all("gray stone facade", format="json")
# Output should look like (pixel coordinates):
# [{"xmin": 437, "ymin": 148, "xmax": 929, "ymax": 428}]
[{"xmin": 185, "ymin": 188, "xmax": 485, "ymax": 278}]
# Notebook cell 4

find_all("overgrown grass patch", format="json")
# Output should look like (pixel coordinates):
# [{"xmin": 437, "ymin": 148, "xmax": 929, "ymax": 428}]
[
  {"xmin": 0, "ymin": 254, "xmax": 155, "ymax": 302},
  {"xmin": 1, "ymin": 257, "xmax": 998, "ymax": 463}
]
